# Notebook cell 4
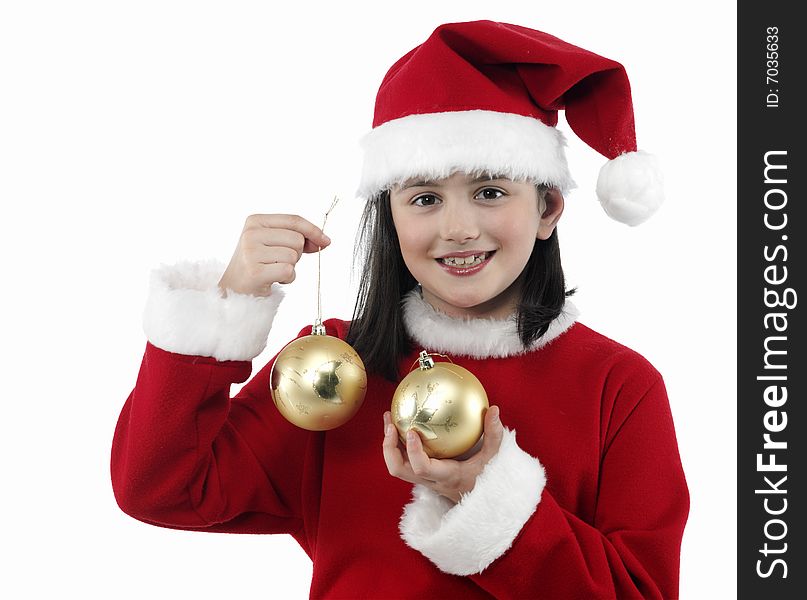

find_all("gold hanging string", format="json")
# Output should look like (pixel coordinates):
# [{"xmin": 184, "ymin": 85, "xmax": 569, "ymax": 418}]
[{"xmin": 313, "ymin": 195, "xmax": 340, "ymax": 335}]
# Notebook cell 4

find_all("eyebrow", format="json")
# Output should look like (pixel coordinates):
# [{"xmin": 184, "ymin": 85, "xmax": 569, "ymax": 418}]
[{"xmin": 399, "ymin": 174, "xmax": 511, "ymax": 190}]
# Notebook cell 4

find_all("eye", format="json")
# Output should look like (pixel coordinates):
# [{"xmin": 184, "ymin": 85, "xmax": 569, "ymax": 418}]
[
  {"xmin": 411, "ymin": 194, "xmax": 440, "ymax": 207},
  {"xmin": 475, "ymin": 187, "xmax": 506, "ymax": 201}
]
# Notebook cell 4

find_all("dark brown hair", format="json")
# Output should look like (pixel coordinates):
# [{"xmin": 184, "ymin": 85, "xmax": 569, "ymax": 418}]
[{"xmin": 346, "ymin": 186, "xmax": 574, "ymax": 381}]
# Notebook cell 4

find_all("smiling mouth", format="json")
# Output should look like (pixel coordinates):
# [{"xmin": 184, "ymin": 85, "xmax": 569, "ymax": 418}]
[{"xmin": 436, "ymin": 251, "xmax": 495, "ymax": 269}]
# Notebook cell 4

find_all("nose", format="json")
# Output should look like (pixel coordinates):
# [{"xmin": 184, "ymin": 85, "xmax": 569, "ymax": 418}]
[{"xmin": 439, "ymin": 198, "xmax": 480, "ymax": 243}]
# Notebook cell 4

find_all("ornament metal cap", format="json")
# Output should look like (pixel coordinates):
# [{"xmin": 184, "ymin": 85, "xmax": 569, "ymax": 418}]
[{"xmin": 417, "ymin": 351, "xmax": 435, "ymax": 370}]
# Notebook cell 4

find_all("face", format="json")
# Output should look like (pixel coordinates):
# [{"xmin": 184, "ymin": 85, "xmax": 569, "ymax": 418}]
[{"xmin": 389, "ymin": 171, "xmax": 563, "ymax": 319}]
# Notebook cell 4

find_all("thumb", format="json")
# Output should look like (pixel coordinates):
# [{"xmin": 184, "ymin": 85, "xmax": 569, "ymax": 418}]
[
  {"xmin": 479, "ymin": 405, "xmax": 504, "ymax": 458},
  {"xmin": 302, "ymin": 234, "xmax": 331, "ymax": 254}
]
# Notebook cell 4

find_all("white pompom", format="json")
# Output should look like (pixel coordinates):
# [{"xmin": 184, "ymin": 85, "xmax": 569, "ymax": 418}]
[{"xmin": 595, "ymin": 150, "xmax": 664, "ymax": 226}]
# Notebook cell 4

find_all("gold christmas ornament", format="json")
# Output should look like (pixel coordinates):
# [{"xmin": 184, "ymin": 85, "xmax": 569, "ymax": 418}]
[
  {"xmin": 391, "ymin": 351, "xmax": 489, "ymax": 459},
  {"xmin": 270, "ymin": 326, "xmax": 367, "ymax": 431},
  {"xmin": 269, "ymin": 196, "xmax": 367, "ymax": 431}
]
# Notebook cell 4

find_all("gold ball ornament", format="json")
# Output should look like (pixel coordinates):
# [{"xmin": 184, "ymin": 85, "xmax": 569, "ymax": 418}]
[
  {"xmin": 270, "ymin": 324, "xmax": 367, "ymax": 431},
  {"xmin": 391, "ymin": 351, "xmax": 489, "ymax": 459}
]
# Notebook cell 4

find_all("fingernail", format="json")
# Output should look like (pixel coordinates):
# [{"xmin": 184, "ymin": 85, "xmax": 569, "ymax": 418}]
[
  {"xmin": 492, "ymin": 407, "xmax": 500, "ymax": 422},
  {"xmin": 386, "ymin": 423, "xmax": 395, "ymax": 437},
  {"xmin": 323, "ymin": 234, "xmax": 332, "ymax": 244},
  {"xmin": 407, "ymin": 430, "xmax": 416, "ymax": 443}
]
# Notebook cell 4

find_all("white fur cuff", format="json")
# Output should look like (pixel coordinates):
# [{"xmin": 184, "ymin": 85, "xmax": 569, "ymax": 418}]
[
  {"xmin": 399, "ymin": 428, "xmax": 546, "ymax": 575},
  {"xmin": 143, "ymin": 259, "xmax": 284, "ymax": 362}
]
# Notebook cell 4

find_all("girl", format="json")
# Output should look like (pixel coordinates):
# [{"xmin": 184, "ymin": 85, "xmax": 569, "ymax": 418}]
[{"xmin": 111, "ymin": 20, "xmax": 688, "ymax": 599}]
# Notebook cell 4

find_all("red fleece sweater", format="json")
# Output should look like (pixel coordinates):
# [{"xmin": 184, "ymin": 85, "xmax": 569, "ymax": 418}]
[{"xmin": 111, "ymin": 316, "xmax": 688, "ymax": 599}]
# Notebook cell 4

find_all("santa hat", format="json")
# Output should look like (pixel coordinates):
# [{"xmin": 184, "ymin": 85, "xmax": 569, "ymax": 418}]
[{"xmin": 356, "ymin": 20, "xmax": 663, "ymax": 226}]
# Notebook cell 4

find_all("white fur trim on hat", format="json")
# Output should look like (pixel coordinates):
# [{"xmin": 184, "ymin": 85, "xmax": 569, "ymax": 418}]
[
  {"xmin": 401, "ymin": 288, "xmax": 578, "ymax": 359},
  {"xmin": 596, "ymin": 150, "xmax": 664, "ymax": 226},
  {"xmin": 143, "ymin": 259, "xmax": 284, "ymax": 361},
  {"xmin": 399, "ymin": 427, "xmax": 546, "ymax": 575},
  {"xmin": 357, "ymin": 110, "xmax": 576, "ymax": 199}
]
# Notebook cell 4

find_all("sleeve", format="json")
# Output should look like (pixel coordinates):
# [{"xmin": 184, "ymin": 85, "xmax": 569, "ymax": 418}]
[
  {"xmin": 110, "ymin": 260, "xmax": 321, "ymax": 550},
  {"xmin": 399, "ymin": 376, "xmax": 689, "ymax": 600}
]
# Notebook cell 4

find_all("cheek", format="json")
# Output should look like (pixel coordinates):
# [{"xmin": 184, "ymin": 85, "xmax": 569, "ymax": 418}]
[
  {"xmin": 398, "ymin": 231, "xmax": 428, "ymax": 260},
  {"xmin": 491, "ymin": 199, "xmax": 540, "ymax": 241},
  {"xmin": 494, "ymin": 217, "xmax": 539, "ymax": 247},
  {"xmin": 392, "ymin": 216, "xmax": 428, "ymax": 259}
]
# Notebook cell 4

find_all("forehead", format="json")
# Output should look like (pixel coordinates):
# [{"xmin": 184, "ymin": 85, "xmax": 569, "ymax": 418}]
[{"xmin": 397, "ymin": 171, "xmax": 514, "ymax": 190}]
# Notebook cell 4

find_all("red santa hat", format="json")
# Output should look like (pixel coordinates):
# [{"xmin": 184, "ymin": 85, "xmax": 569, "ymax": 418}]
[{"xmin": 357, "ymin": 20, "xmax": 663, "ymax": 226}]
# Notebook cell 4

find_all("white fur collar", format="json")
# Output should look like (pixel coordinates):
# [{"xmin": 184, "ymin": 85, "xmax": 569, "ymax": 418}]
[{"xmin": 401, "ymin": 289, "xmax": 578, "ymax": 359}]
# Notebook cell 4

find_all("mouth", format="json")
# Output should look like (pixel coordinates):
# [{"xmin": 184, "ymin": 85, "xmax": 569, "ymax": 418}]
[{"xmin": 435, "ymin": 251, "xmax": 495, "ymax": 275}]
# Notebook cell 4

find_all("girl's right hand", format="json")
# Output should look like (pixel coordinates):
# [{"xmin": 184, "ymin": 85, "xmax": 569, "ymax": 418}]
[{"xmin": 218, "ymin": 214, "xmax": 331, "ymax": 297}]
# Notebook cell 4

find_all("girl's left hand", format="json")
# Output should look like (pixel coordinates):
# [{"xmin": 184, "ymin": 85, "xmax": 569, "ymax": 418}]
[{"xmin": 382, "ymin": 406, "xmax": 504, "ymax": 504}]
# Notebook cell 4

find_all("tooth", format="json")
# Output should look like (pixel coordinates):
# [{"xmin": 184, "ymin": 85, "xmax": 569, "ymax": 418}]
[{"xmin": 442, "ymin": 254, "xmax": 489, "ymax": 266}]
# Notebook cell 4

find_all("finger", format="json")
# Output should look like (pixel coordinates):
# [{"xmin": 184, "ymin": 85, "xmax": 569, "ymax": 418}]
[
  {"xmin": 252, "ymin": 246, "xmax": 299, "ymax": 267},
  {"xmin": 477, "ymin": 405, "xmax": 505, "ymax": 460},
  {"xmin": 405, "ymin": 430, "xmax": 436, "ymax": 479},
  {"xmin": 382, "ymin": 413, "xmax": 413, "ymax": 481},
  {"xmin": 244, "ymin": 227, "xmax": 306, "ymax": 257},
  {"xmin": 246, "ymin": 214, "xmax": 331, "ymax": 251},
  {"xmin": 302, "ymin": 237, "xmax": 327, "ymax": 254},
  {"xmin": 407, "ymin": 432, "xmax": 458, "ymax": 482},
  {"xmin": 254, "ymin": 262, "xmax": 296, "ymax": 285}
]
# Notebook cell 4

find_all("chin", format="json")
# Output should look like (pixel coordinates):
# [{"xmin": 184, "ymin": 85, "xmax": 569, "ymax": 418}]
[
  {"xmin": 434, "ymin": 288, "xmax": 481, "ymax": 305},
  {"xmin": 441, "ymin": 292, "xmax": 497, "ymax": 313}
]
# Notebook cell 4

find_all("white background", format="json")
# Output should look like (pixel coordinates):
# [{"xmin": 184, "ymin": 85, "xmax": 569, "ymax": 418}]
[{"xmin": 1, "ymin": 1, "xmax": 736, "ymax": 598}]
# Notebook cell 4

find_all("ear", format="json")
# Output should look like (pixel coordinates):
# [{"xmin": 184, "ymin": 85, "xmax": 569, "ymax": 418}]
[{"xmin": 537, "ymin": 188, "xmax": 564, "ymax": 240}]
